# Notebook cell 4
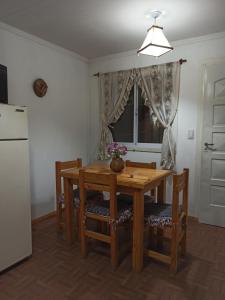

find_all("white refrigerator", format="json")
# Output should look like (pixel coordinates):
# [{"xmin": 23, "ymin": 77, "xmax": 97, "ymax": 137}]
[{"xmin": 0, "ymin": 104, "xmax": 32, "ymax": 272}]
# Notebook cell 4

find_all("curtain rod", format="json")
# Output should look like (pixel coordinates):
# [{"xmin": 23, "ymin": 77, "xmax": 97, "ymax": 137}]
[{"xmin": 93, "ymin": 58, "xmax": 187, "ymax": 77}]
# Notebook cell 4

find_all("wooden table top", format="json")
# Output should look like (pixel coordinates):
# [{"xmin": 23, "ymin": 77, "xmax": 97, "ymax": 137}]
[{"xmin": 61, "ymin": 163, "xmax": 171, "ymax": 190}]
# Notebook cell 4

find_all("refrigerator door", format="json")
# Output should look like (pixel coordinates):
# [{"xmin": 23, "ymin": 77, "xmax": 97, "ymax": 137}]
[
  {"xmin": 0, "ymin": 140, "xmax": 32, "ymax": 271},
  {"xmin": 0, "ymin": 104, "xmax": 28, "ymax": 140}
]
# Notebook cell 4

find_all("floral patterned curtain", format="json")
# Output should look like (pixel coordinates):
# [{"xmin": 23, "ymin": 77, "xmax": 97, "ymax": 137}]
[
  {"xmin": 98, "ymin": 70, "xmax": 135, "ymax": 160},
  {"xmin": 137, "ymin": 62, "xmax": 181, "ymax": 169},
  {"xmin": 97, "ymin": 62, "xmax": 181, "ymax": 169}
]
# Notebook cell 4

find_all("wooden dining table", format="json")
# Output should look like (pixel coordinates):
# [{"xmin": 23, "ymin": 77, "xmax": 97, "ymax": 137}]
[{"xmin": 61, "ymin": 163, "xmax": 171, "ymax": 272}]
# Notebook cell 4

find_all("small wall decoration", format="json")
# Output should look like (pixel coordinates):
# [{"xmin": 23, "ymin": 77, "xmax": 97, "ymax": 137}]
[{"xmin": 33, "ymin": 79, "xmax": 48, "ymax": 97}]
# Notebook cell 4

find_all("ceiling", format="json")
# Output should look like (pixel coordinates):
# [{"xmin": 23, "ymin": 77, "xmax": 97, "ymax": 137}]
[{"xmin": 0, "ymin": 0, "xmax": 225, "ymax": 59}]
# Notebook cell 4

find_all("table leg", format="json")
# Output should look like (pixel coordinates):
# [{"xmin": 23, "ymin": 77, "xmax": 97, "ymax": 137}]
[
  {"xmin": 63, "ymin": 177, "xmax": 74, "ymax": 244},
  {"xmin": 132, "ymin": 190, "xmax": 144, "ymax": 272},
  {"xmin": 158, "ymin": 178, "xmax": 166, "ymax": 204}
]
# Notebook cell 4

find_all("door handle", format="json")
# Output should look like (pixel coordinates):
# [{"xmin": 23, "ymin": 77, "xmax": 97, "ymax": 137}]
[{"xmin": 204, "ymin": 142, "xmax": 217, "ymax": 151}]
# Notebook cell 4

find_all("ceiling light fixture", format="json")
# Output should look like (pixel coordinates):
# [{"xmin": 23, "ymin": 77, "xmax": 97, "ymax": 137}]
[{"xmin": 137, "ymin": 10, "xmax": 173, "ymax": 57}]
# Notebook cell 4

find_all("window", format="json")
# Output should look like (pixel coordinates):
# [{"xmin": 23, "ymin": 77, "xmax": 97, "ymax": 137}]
[{"xmin": 110, "ymin": 84, "xmax": 164, "ymax": 147}]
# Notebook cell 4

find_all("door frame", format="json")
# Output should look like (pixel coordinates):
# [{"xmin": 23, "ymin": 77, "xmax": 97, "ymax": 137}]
[{"xmin": 195, "ymin": 57, "xmax": 225, "ymax": 220}]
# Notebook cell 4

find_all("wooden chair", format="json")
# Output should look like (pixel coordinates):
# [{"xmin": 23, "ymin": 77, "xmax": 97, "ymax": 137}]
[
  {"xmin": 55, "ymin": 159, "xmax": 82, "ymax": 231},
  {"xmin": 79, "ymin": 170, "xmax": 132, "ymax": 269},
  {"xmin": 55, "ymin": 159, "xmax": 102, "ymax": 233},
  {"xmin": 125, "ymin": 160, "xmax": 156, "ymax": 169},
  {"xmin": 117, "ymin": 160, "xmax": 157, "ymax": 204},
  {"xmin": 144, "ymin": 168, "xmax": 189, "ymax": 274}
]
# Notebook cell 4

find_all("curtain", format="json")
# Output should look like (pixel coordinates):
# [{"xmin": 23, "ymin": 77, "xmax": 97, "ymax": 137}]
[
  {"xmin": 137, "ymin": 62, "xmax": 181, "ymax": 169},
  {"xmin": 98, "ymin": 70, "xmax": 135, "ymax": 160}
]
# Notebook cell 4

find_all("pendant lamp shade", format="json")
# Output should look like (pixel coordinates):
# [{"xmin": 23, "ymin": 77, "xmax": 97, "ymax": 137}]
[{"xmin": 138, "ymin": 11, "xmax": 173, "ymax": 57}]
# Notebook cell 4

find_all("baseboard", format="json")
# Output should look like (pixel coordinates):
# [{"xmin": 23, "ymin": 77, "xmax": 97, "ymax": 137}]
[
  {"xmin": 188, "ymin": 216, "xmax": 199, "ymax": 222},
  {"xmin": 32, "ymin": 211, "xmax": 56, "ymax": 225}
]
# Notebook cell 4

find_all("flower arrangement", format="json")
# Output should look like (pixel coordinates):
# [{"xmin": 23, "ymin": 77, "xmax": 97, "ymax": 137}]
[{"xmin": 107, "ymin": 142, "xmax": 127, "ymax": 159}]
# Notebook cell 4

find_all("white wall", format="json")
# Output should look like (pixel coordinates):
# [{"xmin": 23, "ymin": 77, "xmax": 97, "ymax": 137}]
[
  {"xmin": 1, "ymin": 22, "xmax": 225, "ymax": 219},
  {"xmin": 88, "ymin": 32, "xmax": 225, "ymax": 217},
  {"xmin": 0, "ymin": 23, "xmax": 89, "ymax": 219}
]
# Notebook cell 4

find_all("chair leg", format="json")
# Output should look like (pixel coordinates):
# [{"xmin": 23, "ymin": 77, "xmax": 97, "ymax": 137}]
[
  {"xmin": 170, "ymin": 226, "xmax": 178, "ymax": 274},
  {"xmin": 151, "ymin": 188, "xmax": 156, "ymax": 199},
  {"xmin": 80, "ymin": 216, "xmax": 88, "ymax": 258},
  {"xmin": 129, "ymin": 221, "xmax": 133, "ymax": 245},
  {"xmin": 106, "ymin": 223, "xmax": 110, "ymax": 235},
  {"xmin": 110, "ymin": 224, "xmax": 118, "ymax": 269},
  {"xmin": 57, "ymin": 201, "xmax": 63, "ymax": 231},
  {"xmin": 148, "ymin": 226, "xmax": 156, "ymax": 249},
  {"xmin": 157, "ymin": 228, "xmax": 164, "ymax": 250},
  {"xmin": 76, "ymin": 208, "xmax": 81, "ymax": 241},
  {"xmin": 97, "ymin": 220, "xmax": 105, "ymax": 234},
  {"xmin": 180, "ymin": 219, "xmax": 187, "ymax": 257}
]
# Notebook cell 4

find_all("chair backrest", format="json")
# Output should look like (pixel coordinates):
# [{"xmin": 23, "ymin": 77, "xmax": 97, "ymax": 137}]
[
  {"xmin": 172, "ymin": 168, "xmax": 189, "ymax": 221},
  {"xmin": 125, "ymin": 160, "xmax": 156, "ymax": 169},
  {"xmin": 79, "ymin": 170, "xmax": 117, "ymax": 220},
  {"xmin": 126, "ymin": 160, "xmax": 157, "ymax": 197},
  {"xmin": 55, "ymin": 158, "xmax": 82, "ymax": 200}
]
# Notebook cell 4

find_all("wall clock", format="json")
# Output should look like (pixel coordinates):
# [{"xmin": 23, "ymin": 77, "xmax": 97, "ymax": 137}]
[{"xmin": 33, "ymin": 79, "xmax": 48, "ymax": 97}]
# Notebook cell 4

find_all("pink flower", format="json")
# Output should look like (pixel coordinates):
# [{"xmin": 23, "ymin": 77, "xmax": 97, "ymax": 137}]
[{"xmin": 107, "ymin": 143, "xmax": 127, "ymax": 158}]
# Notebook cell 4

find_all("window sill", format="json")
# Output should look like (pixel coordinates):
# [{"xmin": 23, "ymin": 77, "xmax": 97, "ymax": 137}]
[{"xmin": 127, "ymin": 146, "xmax": 162, "ymax": 154}]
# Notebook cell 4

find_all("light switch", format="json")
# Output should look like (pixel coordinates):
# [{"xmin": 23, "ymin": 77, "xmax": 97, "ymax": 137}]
[{"xmin": 187, "ymin": 129, "xmax": 194, "ymax": 140}]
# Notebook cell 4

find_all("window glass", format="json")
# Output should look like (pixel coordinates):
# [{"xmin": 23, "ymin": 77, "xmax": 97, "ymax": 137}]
[
  {"xmin": 138, "ymin": 87, "xmax": 164, "ymax": 143},
  {"xmin": 110, "ymin": 86, "xmax": 134, "ymax": 143},
  {"xmin": 109, "ymin": 85, "xmax": 163, "ymax": 144}
]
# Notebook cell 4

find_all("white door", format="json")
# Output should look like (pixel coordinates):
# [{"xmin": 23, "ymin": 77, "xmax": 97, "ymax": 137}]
[{"xmin": 199, "ymin": 61, "xmax": 225, "ymax": 227}]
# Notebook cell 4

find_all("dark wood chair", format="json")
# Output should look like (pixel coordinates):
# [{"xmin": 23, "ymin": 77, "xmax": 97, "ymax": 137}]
[
  {"xmin": 55, "ymin": 159, "xmax": 102, "ymax": 233},
  {"xmin": 79, "ymin": 169, "xmax": 132, "ymax": 269},
  {"xmin": 144, "ymin": 168, "xmax": 189, "ymax": 274}
]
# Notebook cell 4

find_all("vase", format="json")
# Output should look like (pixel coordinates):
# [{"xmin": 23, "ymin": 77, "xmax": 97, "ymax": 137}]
[{"xmin": 110, "ymin": 157, "xmax": 124, "ymax": 172}]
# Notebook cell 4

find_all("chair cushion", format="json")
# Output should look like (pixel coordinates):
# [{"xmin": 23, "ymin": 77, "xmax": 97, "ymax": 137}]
[
  {"xmin": 86, "ymin": 199, "xmax": 132, "ymax": 225},
  {"xmin": 144, "ymin": 203, "xmax": 172, "ymax": 227},
  {"xmin": 117, "ymin": 193, "xmax": 155, "ymax": 206}
]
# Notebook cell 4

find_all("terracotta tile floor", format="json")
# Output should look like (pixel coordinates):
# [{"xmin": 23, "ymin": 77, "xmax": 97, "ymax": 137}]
[{"xmin": 1, "ymin": 218, "xmax": 225, "ymax": 300}]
